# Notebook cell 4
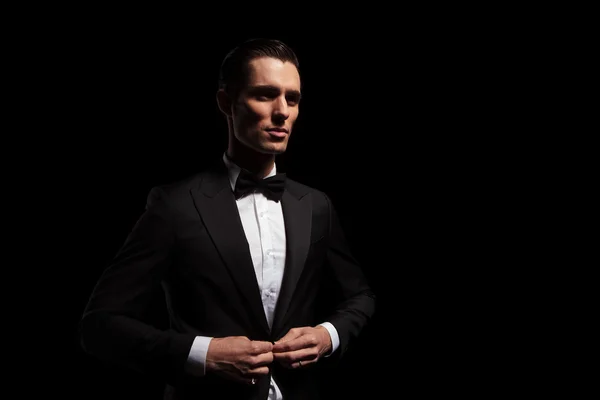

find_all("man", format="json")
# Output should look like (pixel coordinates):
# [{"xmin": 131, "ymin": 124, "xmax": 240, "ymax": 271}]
[{"xmin": 79, "ymin": 38, "xmax": 376, "ymax": 400}]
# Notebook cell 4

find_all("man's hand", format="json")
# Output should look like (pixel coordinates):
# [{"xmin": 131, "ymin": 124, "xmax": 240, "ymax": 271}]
[
  {"xmin": 206, "ymin": 336, "xmax": 273, "ymax": 385},
  {"xmin": 272, "ymin": 326, "xmax": 332, "ymax": 369}
]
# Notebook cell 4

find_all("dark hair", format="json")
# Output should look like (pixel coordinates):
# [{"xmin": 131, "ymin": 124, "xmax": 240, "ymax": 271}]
[{"xmin": 218, "ymin": 38, "xmax": 300, "ymax": 98}]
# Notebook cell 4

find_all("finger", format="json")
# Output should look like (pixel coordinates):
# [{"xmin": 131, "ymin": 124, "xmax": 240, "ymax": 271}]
[
  {"xmin": 274, "ymin": 354, "xmax": 317, "ymax": 369},
  {"xmin": 249, "ymin": 340, "xmax": 274, "ymax": 354},
  {"xmin": 294, "ymin": 358, "xmax": 312, "ymax": 369},
  {"xmin": 273, "ymin": 337, "xmax": 303, "ymax": 352},
  {"xmin": 251, "ymin": 351, "xmax": 274, "ymax": 367},
  {"xmin": 273, "ymin": 349, "xmax": 316, "ymax": 365},
  {"xmin": 247, "ymin": 365, "xmax": 271, "ymax": 376},
  {"xmin": 274, "ymin": 328, "xmax": 305, "ymax": 345},
  {"xmin": 273, "ymin": 334, "xmax": 314, "ymax": 352},
  {"xmin": 272, "ymin": 349, "xmax": 301, "ymax": 362}
]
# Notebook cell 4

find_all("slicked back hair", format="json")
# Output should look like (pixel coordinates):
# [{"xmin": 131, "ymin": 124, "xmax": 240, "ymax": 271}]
[{"xmin": 218, "ymin": 38, "xmax": 300, "ymax": 99}]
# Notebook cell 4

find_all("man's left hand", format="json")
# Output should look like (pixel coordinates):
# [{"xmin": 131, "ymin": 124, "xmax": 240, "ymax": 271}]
[{"xmin": 272, "ymin": 326, "xmax": 332, "ymax": 369}]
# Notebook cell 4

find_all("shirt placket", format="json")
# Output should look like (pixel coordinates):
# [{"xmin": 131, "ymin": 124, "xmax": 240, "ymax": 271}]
[{"xmin": 256, "ymin": 194, "xmax": 275, "ymax": 327}]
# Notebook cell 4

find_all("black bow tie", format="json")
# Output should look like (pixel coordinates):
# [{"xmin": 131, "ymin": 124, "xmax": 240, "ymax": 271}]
[{"xmin": 234, "ymin": 169, "xmax": 286, "ymax": 202}]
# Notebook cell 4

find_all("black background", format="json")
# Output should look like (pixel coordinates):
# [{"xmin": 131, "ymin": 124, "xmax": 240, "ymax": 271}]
[{"xmin": 21, "ymin": 15, "xmax": 546, "ymax": 399}]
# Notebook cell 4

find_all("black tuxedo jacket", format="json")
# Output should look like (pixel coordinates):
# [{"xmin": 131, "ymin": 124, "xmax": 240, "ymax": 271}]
[{"xmin": 80, "ymin": 160, "xmax": 376, "ymax": 400}]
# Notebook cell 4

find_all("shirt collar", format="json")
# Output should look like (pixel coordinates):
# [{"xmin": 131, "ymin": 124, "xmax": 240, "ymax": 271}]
[{"xmin": 222, "ymin": 152, "xmax": 277, "ymax": 191}]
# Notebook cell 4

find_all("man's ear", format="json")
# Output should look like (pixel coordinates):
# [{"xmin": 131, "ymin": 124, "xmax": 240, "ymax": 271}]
[{"xmin": 216, "ymin": 89, "xmax": 232, "ymax": 117}]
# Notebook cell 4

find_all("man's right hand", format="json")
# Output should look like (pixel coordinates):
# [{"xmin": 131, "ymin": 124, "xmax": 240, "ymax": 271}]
[{"xmin": 206, "ymin": 336, "xmax": 273, "ymax": 385}]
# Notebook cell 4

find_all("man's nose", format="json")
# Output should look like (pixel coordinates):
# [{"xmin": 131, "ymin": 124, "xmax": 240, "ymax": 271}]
[{"xmin": 272, "ymin": 96, "xmax": 290, "ymax": 120}]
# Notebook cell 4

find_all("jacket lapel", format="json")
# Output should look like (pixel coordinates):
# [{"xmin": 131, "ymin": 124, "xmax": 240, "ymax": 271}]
[
  {"xmin": 272, "ymin": 188, "xmax": 312, "ymax": 336},
  {"xmin": 190, "ymin": 164, "xmax": 270, "ymax": 335}
]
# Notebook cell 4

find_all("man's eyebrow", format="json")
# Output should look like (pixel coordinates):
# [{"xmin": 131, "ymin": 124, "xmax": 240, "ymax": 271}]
[{"xmin": 249, "ymin": 85, "xmax": 302, "ymax": 98}]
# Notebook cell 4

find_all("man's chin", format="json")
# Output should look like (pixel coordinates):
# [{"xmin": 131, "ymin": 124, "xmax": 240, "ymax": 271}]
[{"xmin": 260, "ymin": 143, "xmax": 287, "ymax": 155}]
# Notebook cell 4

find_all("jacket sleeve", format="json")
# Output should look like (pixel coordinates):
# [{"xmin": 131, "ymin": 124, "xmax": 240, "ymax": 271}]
[{"xmin": 78, "ymin": 186, "xmax": 196, "ymax": 384}]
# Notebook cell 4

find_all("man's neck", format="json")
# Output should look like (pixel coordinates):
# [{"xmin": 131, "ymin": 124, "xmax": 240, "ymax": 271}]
[{"xmin": 226, "ymin": 148, "xmax": 275, "ymax": 179}]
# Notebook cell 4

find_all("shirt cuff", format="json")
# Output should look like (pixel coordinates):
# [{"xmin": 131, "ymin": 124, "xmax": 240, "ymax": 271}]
[
  {"xmin": 184, "ymin": 336, "xmax": 213, "ymax": 376},
  {"xmin": 318, "ymin": 322, "xmax": 340, "ymax": 357}
]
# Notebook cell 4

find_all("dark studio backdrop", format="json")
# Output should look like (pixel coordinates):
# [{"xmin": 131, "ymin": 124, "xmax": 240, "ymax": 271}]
[{"xmin": 44, "ymin": 24, "xmax": 530, "ymax": 399}]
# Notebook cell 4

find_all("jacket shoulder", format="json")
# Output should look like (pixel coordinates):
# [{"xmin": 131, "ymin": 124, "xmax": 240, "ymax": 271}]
[
  {"xmin": 144, "ymin": 169, "xmax": 211, "ymax": 209},
  {"xmin": 284, "ymin": 176, "xmax": 331, "ymax": 208}
]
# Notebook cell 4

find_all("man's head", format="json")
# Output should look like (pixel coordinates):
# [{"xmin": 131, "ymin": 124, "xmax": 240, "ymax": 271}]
[{"xmin": 217, "ymin": 38, "xmax": 301, "ymax": 156}]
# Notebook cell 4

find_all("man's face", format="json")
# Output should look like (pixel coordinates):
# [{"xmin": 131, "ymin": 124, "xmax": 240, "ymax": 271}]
[{"xmin": 231, "ymin": 57, "xmax": 301, "ymax": 155}]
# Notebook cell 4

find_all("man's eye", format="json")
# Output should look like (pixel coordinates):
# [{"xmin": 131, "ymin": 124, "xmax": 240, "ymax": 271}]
[{"xmin": 287, "ymin": 97, "xmax": 300, "ymax": 106}]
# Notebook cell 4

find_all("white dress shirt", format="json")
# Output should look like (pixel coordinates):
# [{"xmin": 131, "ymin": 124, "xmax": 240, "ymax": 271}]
[{"xmin": 185, "ymin": 154, "xmax": 340, "ymax": 399}]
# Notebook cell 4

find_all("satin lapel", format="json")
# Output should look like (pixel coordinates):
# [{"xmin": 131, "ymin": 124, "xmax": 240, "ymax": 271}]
[
  {"xmin": 272, "ymin": 190, "xmax": 312, "ymax": 336},
  {"xmin": 190, "ymin": 167, "xmax": 270, "ymax": 335}
]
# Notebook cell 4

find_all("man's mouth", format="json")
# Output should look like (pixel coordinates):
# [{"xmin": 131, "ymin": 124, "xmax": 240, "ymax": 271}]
[{"xmin": 266, "ymin": 128, "xmax": 288, "ymax": 138}]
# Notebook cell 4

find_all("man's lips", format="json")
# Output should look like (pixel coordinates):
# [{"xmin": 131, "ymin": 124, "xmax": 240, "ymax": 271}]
[{"xmin": 266, "ymin": 128, "xmax": 288, "ymax": 138}]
